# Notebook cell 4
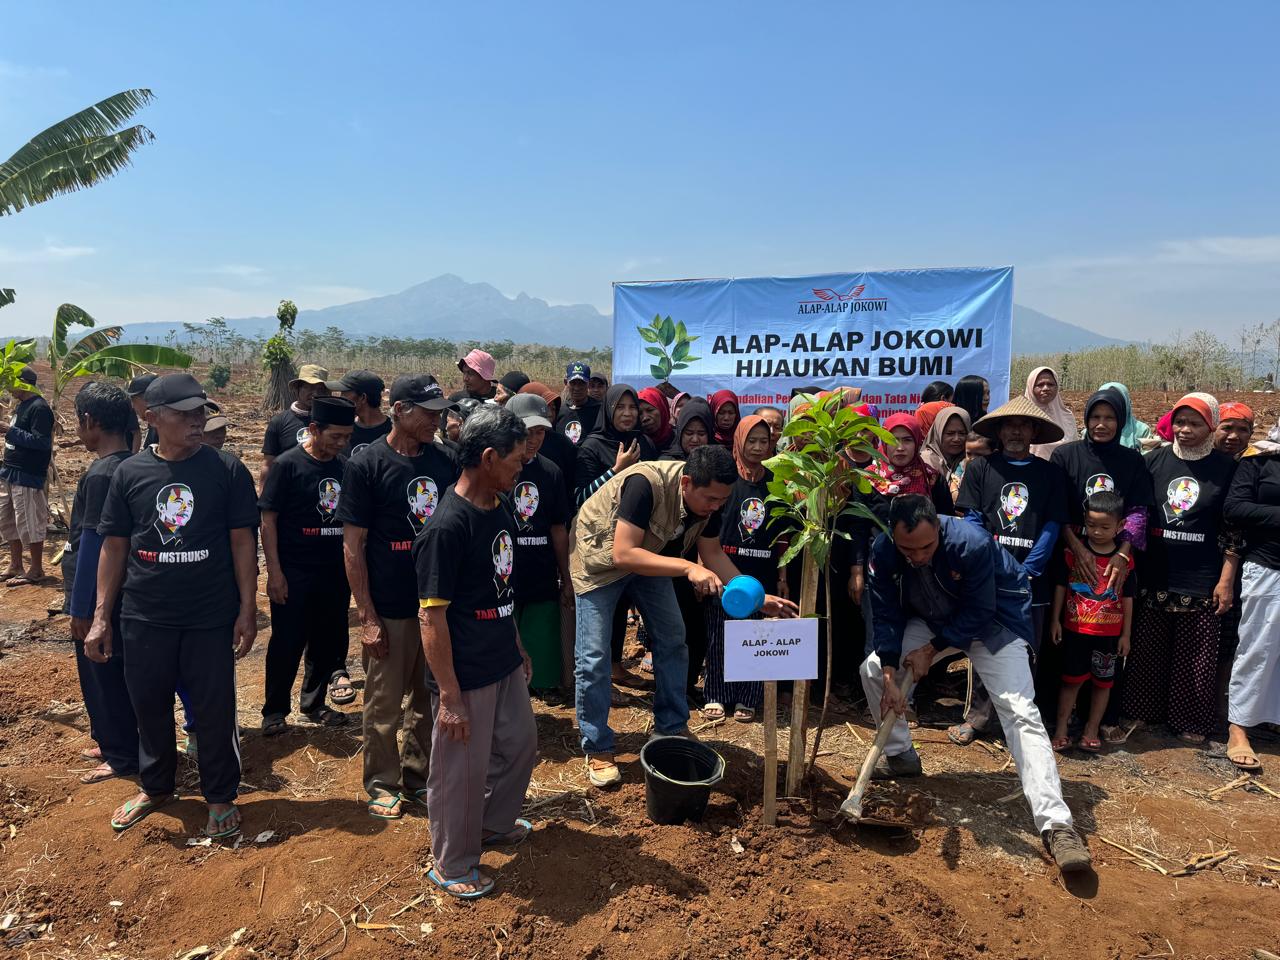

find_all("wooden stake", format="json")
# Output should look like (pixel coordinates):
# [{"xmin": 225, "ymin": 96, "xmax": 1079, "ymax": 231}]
[
  {"xmin": 785, "ymin": 559, "xmax": 819, "ymax": 796},
  {"xmin": 258, "ymin": 866, "xmax": 266, "ymax": 908},
  {"xmin": 763, "ymin": 681, "xmax": 778, "ymax": 827}
]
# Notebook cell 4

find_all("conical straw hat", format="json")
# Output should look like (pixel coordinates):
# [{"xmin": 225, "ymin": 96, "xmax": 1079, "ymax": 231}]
[{"xmin": 972, "ymin": 395, "xmax": 1065, "ymax": 444}]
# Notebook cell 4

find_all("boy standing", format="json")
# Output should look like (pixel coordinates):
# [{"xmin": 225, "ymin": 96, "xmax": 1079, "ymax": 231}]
[{"xmin": 1048, "ymin": 491, "xmax": 1134, "ymax": 753}]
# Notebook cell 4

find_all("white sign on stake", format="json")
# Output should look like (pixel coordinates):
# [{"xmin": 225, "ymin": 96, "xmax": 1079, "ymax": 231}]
[{"xmin": 724, "ymin": 618, "xmax": 819, "ymax": 683}]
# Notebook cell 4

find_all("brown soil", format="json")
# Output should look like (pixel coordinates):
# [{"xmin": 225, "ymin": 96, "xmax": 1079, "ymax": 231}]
[{"xmin": 2, "ymin": 384, "xmax": 1279, "ymax": 959}]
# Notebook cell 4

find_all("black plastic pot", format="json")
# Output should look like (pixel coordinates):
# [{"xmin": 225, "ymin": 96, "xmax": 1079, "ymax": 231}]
[{"xmin": 639, "ymin": 736, "xmax": 725, "ymax": 825}]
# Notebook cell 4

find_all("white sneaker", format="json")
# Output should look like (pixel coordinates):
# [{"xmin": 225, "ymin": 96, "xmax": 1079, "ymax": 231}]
[{"xmin": 586, "ymin": 753, "xmax": 621, "ymax": 788}]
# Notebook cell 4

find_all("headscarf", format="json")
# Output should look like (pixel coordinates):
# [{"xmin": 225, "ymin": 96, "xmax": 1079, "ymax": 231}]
[
  {"xmin": 710, "ymin": 389, "xmax": 740, "ymax": 446},
  {"xmin": 637, "ymin": 386, "xmax": 673, "ymax": 450},
  {"xmin": 1156, "ymin": 410, "xmax": 1174, "ymax": 443},
  {"xmin": 921, "ymin": 405, "xmax": 970, "ymax": 479},
  {"xmin": 1219, "ymin": 401, "xmax": 1255, "ymax": 427},
  {"xmin": 668, "ymin": 391, "xmax": 689, "ymax": 421},
  {"xmin": 870, "ymin": 413, "xmax": 938, "ymax": 497},
  {"xmin": 1083, "ymin": 388, "xmax": 1127, "ymax": 452},
  {"xmin": 1171, "ymin": 392, "xmax": 1219, "ymax": 461},
  {"xmin": 1097, "ymin": 382, "xmax": 1152, "ymax": 450},
  {"xmin": 1024, "ymin": 366, "xmax": 1076, "ymax": 460},
  {"xmin": 733, "ymin": 415, "xmax": 770, "ymax": 483},
  {"xmin": 589, "ymin": 383, "xmax": 647, "ymax": 445},
  {"xmin": 661, "ymin": 398, "xmax": 714, "ymax": 461},
  {"xmin": 914, "ymin": 401, "xmax": 951, "ymax": 436}
]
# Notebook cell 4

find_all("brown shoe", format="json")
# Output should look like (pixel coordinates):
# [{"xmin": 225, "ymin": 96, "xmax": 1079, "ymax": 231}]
[
  {"xmin": 1043, "ymin": 828, "xmax": 1092, "ymax": 872},
  {"xmin": 586, "ymin": 753, "xmax": 621, "ymax": 788}
]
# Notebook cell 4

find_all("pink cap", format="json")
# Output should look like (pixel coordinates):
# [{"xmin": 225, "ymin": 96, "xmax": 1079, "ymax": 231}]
[{"xmin": 457, "ymin": 349, "xmax": 496, "ymax": 382}]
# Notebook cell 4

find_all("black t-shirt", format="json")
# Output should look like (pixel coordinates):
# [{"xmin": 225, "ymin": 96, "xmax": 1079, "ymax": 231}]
[
  {"xmin": 504, "ymin": 454, "xmax": 571, "ymax": 603},
  {"xmin": 1226, "ymin": 454, "xmax": 1280, "ymax": 569},
  {"xmin": 2, "ymin": 394, "xmax": 54, "ymax": 476},
  {"xmin": 65, "ymin": 450, "xmax": 132, "ymax": 611},
  {"xmin": 555, "ymin": 400, "xmax": 600, "ymax": 447},
  {"xmin": 258, "ymin": 444, "xmax": 346, "ymax": 567},
  {"xmin": 617, "ymin": 473, "xmax": 722, "ymax": 556},
  {"xmin": 414, "ymin": 488, "xmax": 523, "ymax": 691},
  {"xmin": 1050, "ymin": 439, "xmax": 1155, "ymax": 527},
  {"xmin": 957, "ymin": 453, "xmax": 1067, "ymax": 604},
  {"xmin": 98, "ymin": 445, "xmax": 259, "ymax": 627},
  {"xmin": 337, "ymin": 437, "xmax": 460, "ymax": 619},
  {"xmin": 262, "ymin": 408, "xmax": 309, "ymax": 457},
  {"xmin": 539, "ymin": 429, "xmax": 579, "ymax": 514},
  {"xmin": 717, "ymin": 471, "xmax": 783, "ymax": 587},
  {"xmin": 1144, "ymin": 446, "xmax": 1237, "ymax": 597},
  {"xmin": 346, "ymin": 417, "xmax": 392, "ymax": 458}
]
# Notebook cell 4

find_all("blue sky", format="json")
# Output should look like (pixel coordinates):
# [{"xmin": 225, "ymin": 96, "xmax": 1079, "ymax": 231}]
[{"xmin": 2, "ymin": 2, "xmax": 1277, "ymax": 341}]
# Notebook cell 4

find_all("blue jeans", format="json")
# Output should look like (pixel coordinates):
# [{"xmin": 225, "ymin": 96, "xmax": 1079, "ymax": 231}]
[{"xmin": 575, "ymin": 574, "xmax": 689, "ymax": 754}]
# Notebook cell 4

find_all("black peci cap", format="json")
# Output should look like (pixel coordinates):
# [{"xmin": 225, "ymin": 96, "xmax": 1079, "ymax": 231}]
[
  {"xmin": 310, "ymin": 396, "xmax": 357, "ymax": 427},
  {"xmin": 143, "ymin": 373, "xmax": 208, "ymax": 411}
]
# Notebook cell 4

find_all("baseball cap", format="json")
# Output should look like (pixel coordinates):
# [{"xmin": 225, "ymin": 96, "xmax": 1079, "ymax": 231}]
[
  {"xmin": 565, "ymin": 361, "xmax": 590, "ymax": 382},
  {"xmin": 204, "ymin": 412, "xmax": 229, "ymax": 432},
  {"xmin": 390, "ymin": 374, "xmax": 455, "ymax": 411},
  {"xmin": 506, "ymin": 393, "xmax": 553, "ymax": 430},
  {"xmin": 16, "ymin": 365, "xmax": 37, "ymax": 386},
  {"xmin": 289, "ymin": 363, "xmax": 330, "ymax": 388},
  {"xmin": 457, "ymin": 349, "xmax": 496, "ymax": 382},
  {"xmin": 126, "ymin": 373, "xmax": 158, "ymax": 397},
  {"xmin": 325, "ymin": 369, "xmax": 384, "ymax": 397},
  {"xmin": 589, "ymin": 373, "xmax": 608, "ymax": 385},
  {"xmin": 144, "ymin": 373, "xmax": 208, "ymax": 411}
]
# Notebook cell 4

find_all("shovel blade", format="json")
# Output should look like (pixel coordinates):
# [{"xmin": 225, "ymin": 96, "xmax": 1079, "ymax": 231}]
[{"xmin": 838, "ymin": 790, "xmax": 864, "ymax": 822}]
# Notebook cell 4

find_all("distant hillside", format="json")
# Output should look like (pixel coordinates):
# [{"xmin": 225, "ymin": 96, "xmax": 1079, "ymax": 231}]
[{"xmin": 98, "ymin": 274, "xmax": 1121, "ymax": 355}]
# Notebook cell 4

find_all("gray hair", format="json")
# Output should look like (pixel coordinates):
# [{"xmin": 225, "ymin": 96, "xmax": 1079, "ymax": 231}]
[{"xmin": 457, "ymin": 404, "xmax": 527, "ymax": 469}]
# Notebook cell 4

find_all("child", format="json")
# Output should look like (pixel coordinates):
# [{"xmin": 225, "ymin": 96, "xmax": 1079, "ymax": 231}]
[
  {"xmin": 949, "ymin": 431, "xmax": 993, "ymax": 501},
  {"xmin": 1048, "ymin": 491, "xmax": 1134, "ymax": 752}
]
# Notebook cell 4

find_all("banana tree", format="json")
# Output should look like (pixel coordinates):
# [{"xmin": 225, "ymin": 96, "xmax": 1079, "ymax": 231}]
[{"xmin": 764, "ymin": 390, "xmax": 892, "ymax": 794}]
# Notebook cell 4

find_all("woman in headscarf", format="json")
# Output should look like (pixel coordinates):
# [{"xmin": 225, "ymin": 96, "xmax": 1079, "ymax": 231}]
[
  {"xmin": 1096, "ymin": 382, "xmax": 1152, "ymax": 450},
  {"xmin": 701, "ymin": 415, "xmax": 786, "ymax": 722},
  {"xmin": 952, "ymin": 375, "xmax": 990, "ymax": 425},
  {"xmin": 868, "ymin": 413, "xmax": 955, "ymax": 515},
  {"xmin": 914, "ymin": 400, "xmax": 951, "ymax": 437},
  {"xmin": 660, "ymin": 399, "xmax": 714, "ymax": 462},
  {"xmin": 1024, "ymin": 366, "xmax": 1076, "ymax": 460},
  {"xmin": 710, "ymin": 389, "xmax": 740, "ymax": 447},
  {"xmin": 1124, "ymin": 394, "xmax": 1241, "ymax": 744},
  {"xmin": 573, "ymin": 384, "xmax": 657, "ymax": 508},
  {"xmin": 668, "ymin": 391, "xmax": 690, "ymax": 422},
  {"xmin": 1215, "ymin": 402, "xmax": 1256, "ymax": 459},
  {"xmin": 920, "ymin": 405, "xmax": 971, "ymax": 499},
  {"xmin": 1223, "ymin": 418, "xmax": 1280, "ymax": 772},
  {"xmin": 637, "ymin": 387, "xmax": 674, "ymax": 451}
]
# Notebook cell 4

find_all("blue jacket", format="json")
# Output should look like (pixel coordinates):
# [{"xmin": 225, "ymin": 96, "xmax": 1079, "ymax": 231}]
[{"xmin": 869, "ymin": 515, "xmax": 1033, "ymax": 669}]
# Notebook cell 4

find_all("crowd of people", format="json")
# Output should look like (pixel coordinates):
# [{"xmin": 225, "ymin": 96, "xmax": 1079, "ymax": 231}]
[{"xmin": 2, "ymin": 347, "xmax": 1279, "ymax": 893}]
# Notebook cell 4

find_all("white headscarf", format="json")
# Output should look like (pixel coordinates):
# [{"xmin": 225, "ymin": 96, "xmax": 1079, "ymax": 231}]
[{"xmin": 1024, "ymin": 366, "xmax": 1076, "ymax": 460}]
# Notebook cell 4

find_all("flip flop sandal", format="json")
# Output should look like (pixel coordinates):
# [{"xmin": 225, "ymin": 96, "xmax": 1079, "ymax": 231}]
[
  {"xmin": 1228, "ymin": 747, "xmax": 1263, "ymax": 773},
  {"xmin": 406, "ymin": 788, "xmax": 429, "ymax": 807},
  {"xmin": 427, "ymin": 867, "xmax": 495, "ymax": 900},
  {"xmin": 79, "ymin": 762, "xmax": 120, "ymax": 784},
  {"xmin": 367, "ymin": 794, "xmax": 404, "ymax": 820},
  {"xmin": 1051, "ymin": 736, "xmax": 1074, "ymax": 753},
  {"xmin": 481, "ymin": 818, "xmax": 532, "ymax": 849},
  {"xmin": 261, "ymin": 715, "xmax": 288, "ymax": 736},
  {"xmin": 1177, "ymin": 731, "xmax": 1207, "ymax": 745},
  {"xmin": 733, "ymin": 706, "xmax": 755, "ymax": 723},
  {"xmin": 205, "ymin": 805, "xmax": 241, "ymax": 840},
  {"xmin": 328, "ymin": 677, "xmax": 358, "ymax": 705},
  {"xmin": 701, "ymin": 703, "xmax": 726, "ymax": 721},
  {"xmin": 6, "ymin": 574, "xmax": 56, "ymax": 587},
  {"xmin": 947, "ymin": 723, "xmax": 978, "ymax": 746},
  {"xmin": 80, "ymin": 746, "xmax": 103, "ymax": 761},
  {"xmin": 1078, "ymin": 736, "xmax": 1103, "ymax": 754},
  {"xmin": 110, "ymin": 794, "xmax": 173, "ymax": 832},
  {"xmin": 612, "ymin": 670, "xmax": 650, "ymax": 690},
  {"xmin": 302, "ymin": 708, "xmax": 349, "ymax": 727}
]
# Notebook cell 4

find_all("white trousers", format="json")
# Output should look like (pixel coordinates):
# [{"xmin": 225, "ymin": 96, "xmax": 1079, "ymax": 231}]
[
  {"xmin": 860, "ymin": 618, "xmax": 1073, "ymax": 834},
  {"xmin": 1229, "ymin": 562, "xmax": 1280, "ymax": 727}
]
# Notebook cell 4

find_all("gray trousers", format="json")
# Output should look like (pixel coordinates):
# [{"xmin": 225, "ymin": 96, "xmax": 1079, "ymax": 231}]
[
  {"xmin": 426, "ymin": 666, "xmax": 538, "ymax": 878},
  {"xmin": 361, "ymin": 616, "xmax": 432, "ymax": 798}
]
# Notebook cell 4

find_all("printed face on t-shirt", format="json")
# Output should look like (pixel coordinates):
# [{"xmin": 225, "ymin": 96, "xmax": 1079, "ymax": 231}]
[
  {"xmin": 317, "ymin": 478, "xmax": 341, "ymax": 521},
  {"xmin": 738, "ymin": 497, "xmax": 765, "ymax": 541},
  {"xmin": 1085, "ymin": 473, "xmax": 1115, "ymax": 497},
  {"xmin": 565, "ymin": 420, "xmax": 582, "ymax": 444},
  {"xmin": 406, "ymin": 476, "xmax": 440, "ymax": 533},
  {"xmin": 1163, "ymin": 477, "xmax": 1200, "ymax": 524},
  {"xmin": 154, "ymin": 483, "xmax": 195, "ymax": 545},
  {"xmin": 513, "ymin": 481, "xmax": 540, "ymax": 529},
  {"xmin": 999, "ymin": 482, "xmax": 1030, "ymax": 531},
  {"xmin": 492, "ymin": 529, "xmax": 514, "ymax": 597},
  {"xmin": 295, "ymin": 426, "xmax": 309, "ymax": 445}
]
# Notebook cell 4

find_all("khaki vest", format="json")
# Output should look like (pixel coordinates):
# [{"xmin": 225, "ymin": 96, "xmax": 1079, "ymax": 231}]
[{"xmin": 569, "ymin": 460, "xmax": 710, "ymax": 594}]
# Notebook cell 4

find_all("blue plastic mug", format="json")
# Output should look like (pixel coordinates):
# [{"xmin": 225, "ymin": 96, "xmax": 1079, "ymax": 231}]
[{"xmin": 722, "ymin": 575, "xmax": 766, "ymax": 619}]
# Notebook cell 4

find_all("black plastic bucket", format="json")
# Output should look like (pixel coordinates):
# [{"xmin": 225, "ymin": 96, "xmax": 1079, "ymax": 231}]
[{"xmin": 640, "ymin": 736, "xmax": 725, "ymax": 825}]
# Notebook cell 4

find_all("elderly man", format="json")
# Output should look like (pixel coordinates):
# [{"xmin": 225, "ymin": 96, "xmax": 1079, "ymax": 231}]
[
  {"xmin": 449, "ymin": 349, "xmax": 498, "ymax": 403},
  {"xmin": 327, "ymin": 369, "xmax": 390, "ymax": 456},
  {"xmin": 260, "ymin": 363, "xmax": 330, "ymax": 488},
  {"xmin": 1, "ymin": 365, "xmax": 54, "ymax": 585},
  {"xmin": 416, "ymin": 405, "xmax": 537, "ymax": 899},
  {"xmin": 92, "ymin": 373, "xmax": 259, "ymax": 838},
  {"xmin": 340, "ymin": 375, "xmax": 459, "ymax": 820},
  {"xmin": 859, "ymin": 495, "xmax": 1091, "ymax": 872},
  {"xmin": 260, "ymin": 396, "xmax": 357, "ymax": 733},
  {"xmin": 571, "ymin": 445, "xmax": 796, "ymax": 788},
  {"xmin": 555, "ymin": 361, "xmax": 600, "ymax": 447}
]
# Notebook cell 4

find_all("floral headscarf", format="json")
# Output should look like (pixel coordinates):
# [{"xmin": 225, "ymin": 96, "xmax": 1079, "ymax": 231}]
[{"xmin": 870, "ymin": 413, "xmax": 938, "ymax": 497}]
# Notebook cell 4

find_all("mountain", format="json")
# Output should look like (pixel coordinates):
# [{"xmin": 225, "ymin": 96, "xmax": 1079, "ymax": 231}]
[{"xmin": 109, "ymin": 274, "xmax": 1120, "ymax": 354}]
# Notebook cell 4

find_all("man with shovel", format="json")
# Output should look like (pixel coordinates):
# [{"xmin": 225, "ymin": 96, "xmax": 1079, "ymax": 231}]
[{"xmin": 855, "ymin": 494, "xmax": 1092, "ymax": 872}]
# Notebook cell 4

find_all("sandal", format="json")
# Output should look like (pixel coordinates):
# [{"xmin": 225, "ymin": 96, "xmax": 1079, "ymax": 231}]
[
  {"xmin": 261, "ymin": 714, "xmax": 288, "ymax": 737},
  {"xmin": 205, "ymin": 804, "xmax": 241, "ymax": 840},
  {"xmin": 1078, "ymin": 736, "xmax": 1103, "ymax": 754},
  {"xmin": 1228, "ymin": 745, "xmax": 1263, "ymax": 773},
  {"xmin": 79, "ymin": 761, "xmax": 121, "ymax": 784},
  {"xmin": 947, "ymin": 722, "xmax": 978, "ymax": 746},
  {"xmin": 639, "ymin": 654, "xmax": 654, "ymax": 676},
  {"xmin": 329, "ymin": 676, "xmax": 357, "ymax": 705},
  {"xmin": 482, "ymin": 818, "xmax": 532, "ymax": 849},
  {"xmin": 612, "ymin": 668, "xmax": 650, "ymax": 690},
  {"xmin": 110, "ymin": 794, "xmax": 174, "ymax": 832},
  {"xmin": 1177, "ymin": 731, "xmax": 1207, "ymax": 745},
  {"xmin": 427, "ymin": 867, "xmax": 494, "ymax": 900},
  {"xmin": 301, "ymin": 707, "xmax": 349, "ymax": 728},
  {"xmin": 701, "ymin": 702, "xmax": 726, "ymax": 721},
  {"xmin": 1051, "ymin": 736, "xmax": 1073, "ymax": 753},
  {"xmin": 80, "ymin": 746, "xmax": 103, "ymax": 761},
  {"xmin": 6, "ymin": 574, "xmax": 56, "ymax": 587},
  {"xmin": 367, "ymin": 794, "xmax": 404, "ymax": 820},
  {"xmin": 733, "ymin": 705, "xmax": 755, "ymax": 723}
]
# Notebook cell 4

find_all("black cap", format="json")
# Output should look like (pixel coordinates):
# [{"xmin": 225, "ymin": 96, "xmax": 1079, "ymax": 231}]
[
  {"xmin": 310, "ymin": 396, "xmax": 357, "ymax": 427},
  {"xmin": 16, "ymin": 365, "xmax": 37, "ymax": 386},
  {"xmin": 454, "ymin": 397, "xmax": 483, "ymax": 420},
  {"xmin": 390, "ymin": 374, "xmax": 454, "ymax": 411},
  {"xmin": 325, "ymin": 369, "xmax": 384, "ymax": 397},
  {"xmin": 499, "ymin": 371, "xmax": 530, "ymax": 394},
  {"xmin": 126, "ymin": 373, "xmax": 158, "ymax": 397},
  {"xmin": 144, "ymin": 373, "xmax": 208, "ymax": 411}
]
